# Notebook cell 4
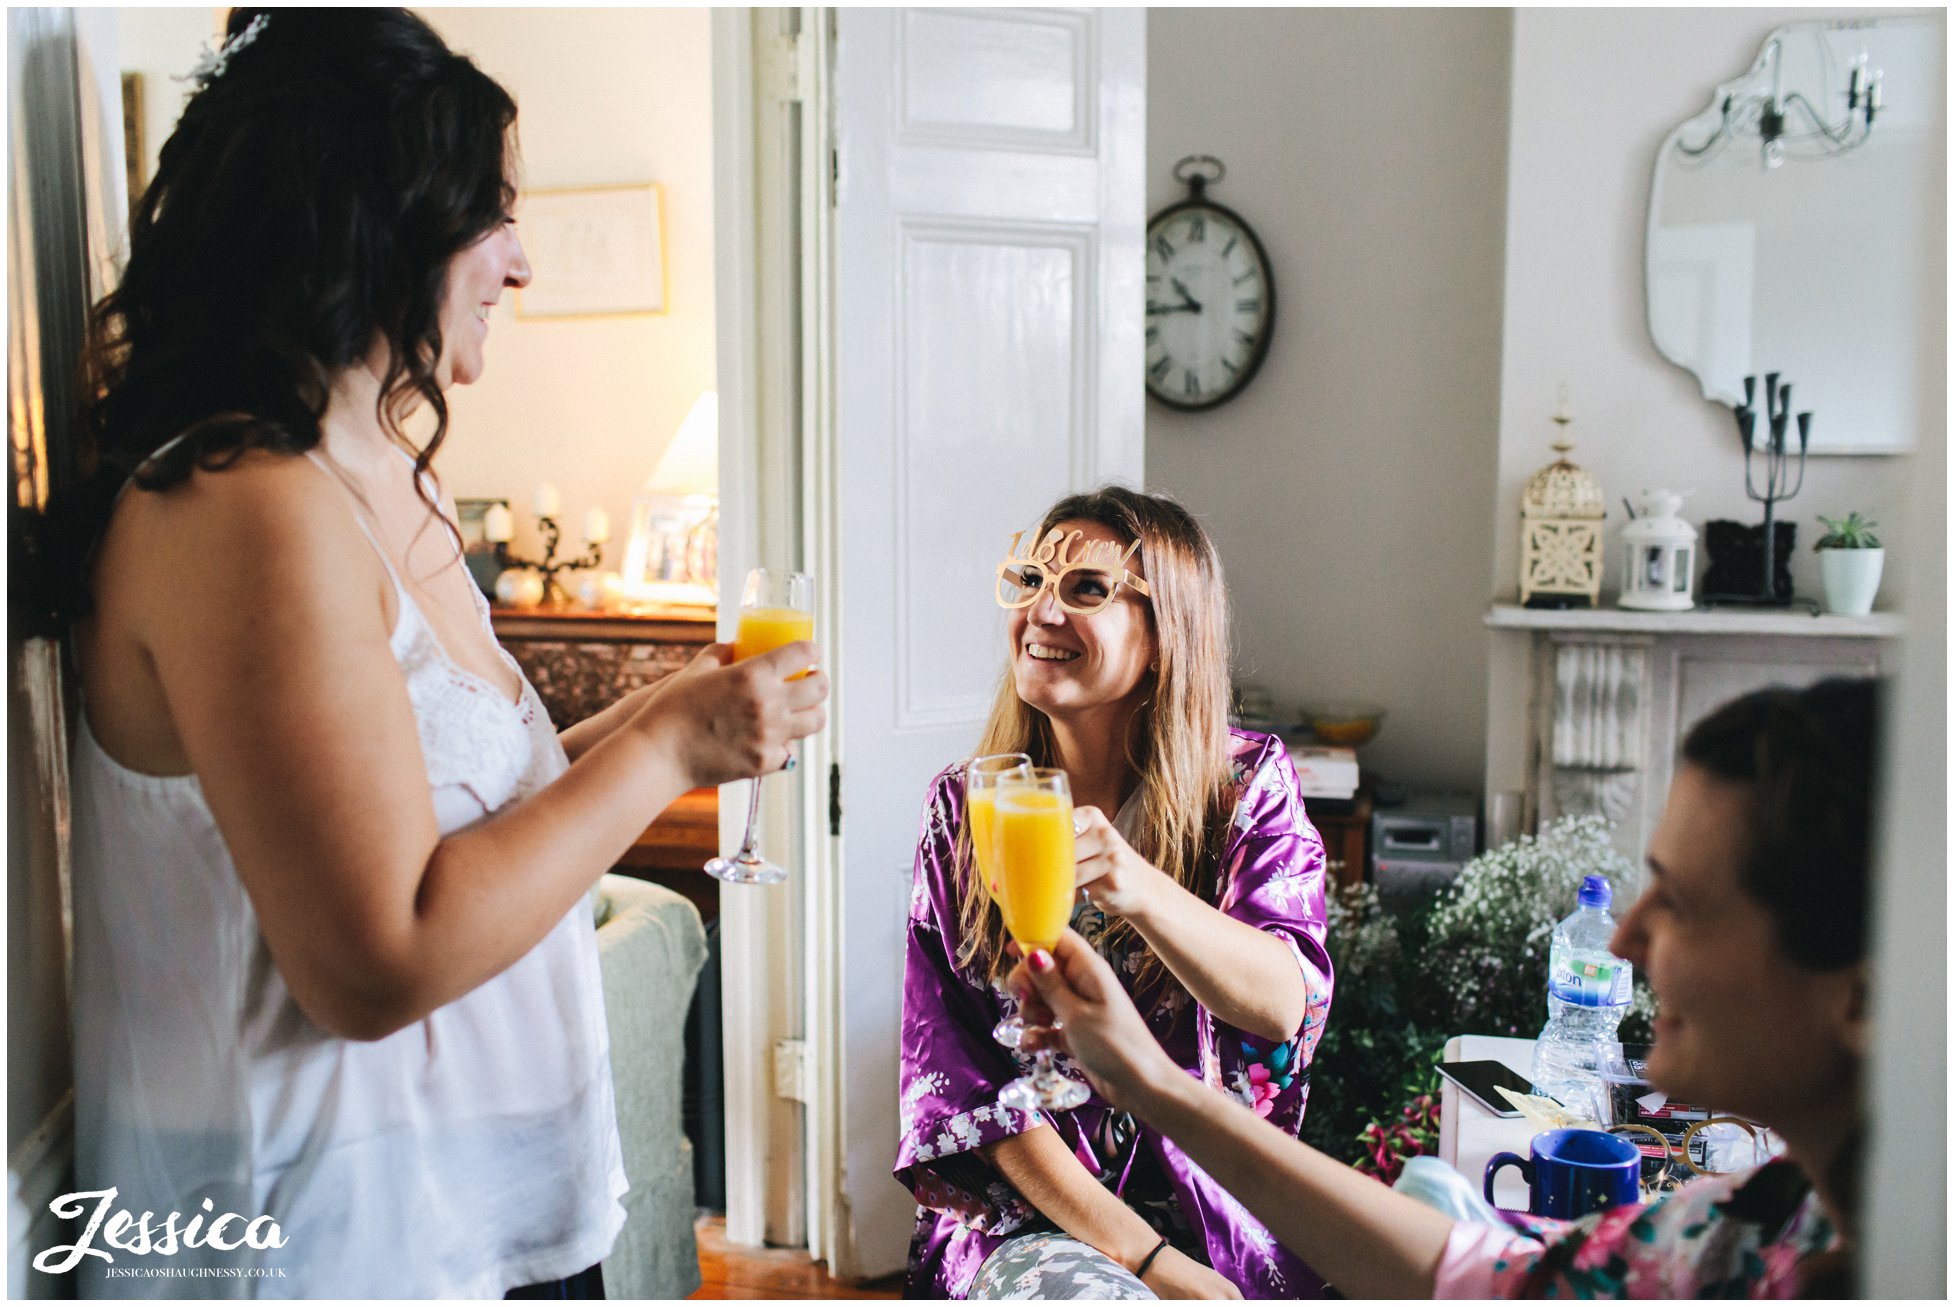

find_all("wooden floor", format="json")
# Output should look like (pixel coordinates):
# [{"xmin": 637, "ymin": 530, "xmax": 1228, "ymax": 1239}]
[{"xmin": 689, "ymin": 1215, "xmax": 903, "ymax": 1300}]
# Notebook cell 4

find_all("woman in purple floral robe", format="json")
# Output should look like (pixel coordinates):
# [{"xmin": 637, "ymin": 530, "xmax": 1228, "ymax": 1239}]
[{"xmin": 894, "ymin": 489, "xmax": 1335, "ymax": 1299}]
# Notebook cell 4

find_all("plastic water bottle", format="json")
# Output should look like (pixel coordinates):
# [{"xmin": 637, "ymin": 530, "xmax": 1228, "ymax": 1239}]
[{"xmin": 1531, "ymin": 875, "xmax": 1632, "ymax": 1120}]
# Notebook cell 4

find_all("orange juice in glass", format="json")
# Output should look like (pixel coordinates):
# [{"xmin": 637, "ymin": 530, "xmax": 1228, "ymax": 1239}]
[
  {"xmin": 996, "ymin": 787, "xmax": 1076, "ymax": 950},
  {"xmin": 994, "ymin": 769, "xmax": 1091, "ymax": 1113},
  {"xmin": 966, "ymin": 753, "xmax": 1031, "ymax": 1047},
  {"xmin": 706, "ymin": 568, "xmax": 815, "ymax": 886},
  {"xmin": 734, "ymin": 607, "xmax": 815, "ymax": 667}
]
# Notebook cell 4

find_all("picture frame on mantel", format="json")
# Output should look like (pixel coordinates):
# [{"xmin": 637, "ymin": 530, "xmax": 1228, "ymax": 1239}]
[{"xmin": 514, "ymin": 183, "xmax": 668, "ymax": 318}]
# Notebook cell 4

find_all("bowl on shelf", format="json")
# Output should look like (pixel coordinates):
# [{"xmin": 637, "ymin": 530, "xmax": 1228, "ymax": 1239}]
[{"xmin": 1298, "ymin": 702, "xmax": 1387, "ymax": 749}]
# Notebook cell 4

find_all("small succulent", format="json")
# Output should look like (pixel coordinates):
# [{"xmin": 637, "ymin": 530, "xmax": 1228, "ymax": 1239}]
[{"xmin": 1814, "ymin": 512, "xmax": 1881, "ymax": 550}]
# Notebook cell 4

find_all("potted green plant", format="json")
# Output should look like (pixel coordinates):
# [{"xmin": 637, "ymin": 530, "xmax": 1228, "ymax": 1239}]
[{"xmin": 1813, "ymin": 512, "xmax": 1884, "ymax": 616}]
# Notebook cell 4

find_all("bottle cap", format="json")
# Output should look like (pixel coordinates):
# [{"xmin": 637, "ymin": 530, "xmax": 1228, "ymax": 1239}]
[{"xmin": 1578, "ymin": 874, "xmax": 1612, "ymax": 908}]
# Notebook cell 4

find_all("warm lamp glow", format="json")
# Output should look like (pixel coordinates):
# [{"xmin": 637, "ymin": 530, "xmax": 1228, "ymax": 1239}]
[
  {"xmin": 619, "ymin": 391, "xmax": 720, "ymax": 605},
  {"xmin": 647, "ymin": 392, "xmax": 718, "ymax": 494}
]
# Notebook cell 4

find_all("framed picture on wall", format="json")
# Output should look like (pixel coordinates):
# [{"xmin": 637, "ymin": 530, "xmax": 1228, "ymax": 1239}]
[
  {"xmin": 121, "ymin": 72, "xmax": 145, "ymax": 223},
  {"xmin": 514, "ymin": 183, "xmax": 668, "ymax": 319},
  {"xmin": 455, "ymin": 497, "xmax": 510, "ymax": 599}
]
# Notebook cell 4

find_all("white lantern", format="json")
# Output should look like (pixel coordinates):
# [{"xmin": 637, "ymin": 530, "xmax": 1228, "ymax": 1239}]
[{"xmin": 1618, "ymin": 489, "xmax": 1698, "ymax": 611}]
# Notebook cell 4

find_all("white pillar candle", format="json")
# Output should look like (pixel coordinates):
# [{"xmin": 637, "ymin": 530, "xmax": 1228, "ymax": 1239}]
[
  {"xmin": 483, "ymin": 502, "xmax": 514, "ymax": 543},
  {"xmin": 584, "ymin": 506, "xmax": 611, "ymax": 544},
  {"xmin": 533, "ymin": 482, "xmax": 561, "ymax": 518}
]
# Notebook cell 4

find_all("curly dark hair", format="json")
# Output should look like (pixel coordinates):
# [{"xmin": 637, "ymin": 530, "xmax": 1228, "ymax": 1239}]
[
  {"xmin": 35, "ymin": 7, "xmax": 517, "ymax": 626},
  {"xmin": 1680, "ymin": 677, "xmax": 1881, "ymax": 971}
]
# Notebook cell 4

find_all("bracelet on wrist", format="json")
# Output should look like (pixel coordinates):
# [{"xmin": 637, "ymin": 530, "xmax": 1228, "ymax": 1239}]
[{"xmin": 1134, "ymin": 1235, "xmax": 1171, "ymax": 1281}]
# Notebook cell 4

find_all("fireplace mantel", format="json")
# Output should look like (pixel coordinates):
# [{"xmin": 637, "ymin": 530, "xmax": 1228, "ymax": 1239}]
[
  {"xmin": 1486, "ymin": 602, "xmax": 1899, "ymax": 861},
  {"xmin": 1485, "ymin": 602, "xmax": 1904, "ymax": 640}
]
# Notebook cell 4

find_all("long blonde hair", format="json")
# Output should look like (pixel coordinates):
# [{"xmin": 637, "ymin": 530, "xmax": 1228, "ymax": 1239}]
[{"xmin": 955, "ymin": 487, "xmax": 1237, "ymax": 1002}]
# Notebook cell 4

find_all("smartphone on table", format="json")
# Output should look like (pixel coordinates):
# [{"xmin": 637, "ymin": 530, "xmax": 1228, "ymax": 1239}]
[{"xmin": 1436, "ymin": 1059, "xmax": 1545, "ymax": 1118}]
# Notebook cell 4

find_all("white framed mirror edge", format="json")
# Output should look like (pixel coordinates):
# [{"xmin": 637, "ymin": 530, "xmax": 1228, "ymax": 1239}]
[{"xmin": 1643, "ymin": 15, "xmax": 1933, "ymax": 458}]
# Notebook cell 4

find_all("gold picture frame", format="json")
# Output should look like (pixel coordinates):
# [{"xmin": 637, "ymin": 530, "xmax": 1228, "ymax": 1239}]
[
  {"xmin": 513, "ymin": 182, "xmax": 668, "ymax": 319},
  {"xmin": 121, "ymin": 72, "xmax": 145, "ymax": 224}
]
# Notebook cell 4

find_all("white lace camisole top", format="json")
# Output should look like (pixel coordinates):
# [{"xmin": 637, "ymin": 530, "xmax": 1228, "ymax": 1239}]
[{"xmin": 67, "ymin": 448, "xmax": 626, "ymax": 1297}]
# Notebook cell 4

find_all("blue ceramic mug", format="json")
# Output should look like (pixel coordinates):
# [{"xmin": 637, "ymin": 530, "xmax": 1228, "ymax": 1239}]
[{"xmin": 1484, "ymin": 1128, "xmax": 1641, "ymax": 1219}]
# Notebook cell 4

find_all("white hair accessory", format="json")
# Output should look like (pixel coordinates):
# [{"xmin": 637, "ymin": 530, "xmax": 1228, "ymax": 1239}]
[{"xmin": 180, "ymin": 13, "xmax": 270, "ymax": 89}]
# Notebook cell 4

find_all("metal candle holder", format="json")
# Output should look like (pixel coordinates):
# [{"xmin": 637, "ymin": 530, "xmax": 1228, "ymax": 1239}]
[
  {"xmin": 1705, "ymin": 372, "xmax": 1811, "ymax": 607},
  {"xmin": 495, "ymin": 516, "xmax": 603, "ymax": 606}
]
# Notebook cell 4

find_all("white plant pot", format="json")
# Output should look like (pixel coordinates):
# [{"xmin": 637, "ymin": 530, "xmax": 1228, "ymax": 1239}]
[{"xmin": 1819, "ymin": 548, "xmax": 1884, "ymax": 617}]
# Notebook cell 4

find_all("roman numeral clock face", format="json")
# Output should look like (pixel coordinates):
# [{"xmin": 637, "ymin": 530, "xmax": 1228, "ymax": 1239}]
[{"xmin": 1144, "ymin": 202, "xmax": 1274, "ymax": 411}]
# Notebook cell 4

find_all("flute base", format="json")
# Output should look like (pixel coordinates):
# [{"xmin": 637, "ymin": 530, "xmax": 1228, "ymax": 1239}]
[
  {"xmin": 705, "ymin": 852, "xmax": 788, "ymax": 886},
  {"xmin": 998, "ymin": 1063, "xmax": 1090, "ymax": 1113}
]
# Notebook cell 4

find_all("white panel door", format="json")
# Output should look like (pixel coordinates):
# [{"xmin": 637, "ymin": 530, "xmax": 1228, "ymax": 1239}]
[{"xmin": 828, "ymin": 6, "xmax": 1144, "ymax": 1277}]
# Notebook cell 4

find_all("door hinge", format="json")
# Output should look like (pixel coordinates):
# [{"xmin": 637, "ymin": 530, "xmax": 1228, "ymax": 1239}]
[
  {"xmin": 763, "ymin": 31, "xmax": 809, "ymax": 103},
  {"xmin": 828, "ymin": 762, "xmax": 842, "ymax": 837},
  {"xmin": 773, "ymin": 1037, "xmax": 810, "ymax": 1103}
]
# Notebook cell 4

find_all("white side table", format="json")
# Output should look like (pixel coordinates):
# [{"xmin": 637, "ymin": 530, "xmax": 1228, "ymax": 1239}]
[{"xmin": 1438, "ymin": 1034, "xmax": 1545, "ymax": 1211}]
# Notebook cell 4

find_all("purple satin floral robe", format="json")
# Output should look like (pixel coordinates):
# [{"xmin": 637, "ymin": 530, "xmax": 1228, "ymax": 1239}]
[{"xmin": 895, "ymin": 730, "xmax": 1335, "ymax": 1298}]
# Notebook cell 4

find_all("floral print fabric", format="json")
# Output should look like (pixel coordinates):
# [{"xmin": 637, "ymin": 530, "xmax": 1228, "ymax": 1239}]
[
  {"xmin": 1435, "ymin": 1160, "xmax": 1840, "ymax": 1298},
  {"xmin": 896, "ymin": 730, "xmax": 1335, "ymax": 1298},
  {"xmin": 967, "ymin": 1230, "xmax": 1157, "ymax": 1300}
]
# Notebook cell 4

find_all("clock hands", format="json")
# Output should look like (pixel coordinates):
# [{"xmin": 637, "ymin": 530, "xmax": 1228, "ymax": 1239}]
[{"xmin": 1146, "ymin": 277, "xmax": 1205, "ymax": 317}]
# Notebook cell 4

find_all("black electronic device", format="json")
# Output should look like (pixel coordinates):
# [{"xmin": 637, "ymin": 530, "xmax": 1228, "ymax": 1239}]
[{"xmin": 1437, "ymin": 1059, "xmax": 1540, "ymax": 1119}]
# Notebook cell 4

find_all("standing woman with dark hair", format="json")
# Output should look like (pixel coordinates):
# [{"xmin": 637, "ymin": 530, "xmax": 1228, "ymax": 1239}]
[{"xmin": 48, "ymin": 10, "xmax": 825, "ymax": 1297}]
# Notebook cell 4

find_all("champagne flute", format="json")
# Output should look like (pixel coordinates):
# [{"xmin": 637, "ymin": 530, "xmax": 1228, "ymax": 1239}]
[
  {"xmin": 705, "ymin": 568, "xmax": 815, "ymax": 886},
  {"xmin": 966, "ymin": 753, "xmax": 1032, "ymax": 1048},
  {"xmin": 994, "ymin": 768, "xmax": 1091, "ymax": 1113}
]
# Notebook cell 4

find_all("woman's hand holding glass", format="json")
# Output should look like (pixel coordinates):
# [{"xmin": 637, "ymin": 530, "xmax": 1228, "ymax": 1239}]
[
  {"xmin": 1010, "ymin": 929, "xmax": 1182, "ymax": 1117},
  {"xmin": 706, "ymin": 568, "xmax": 818, "ymax": 885},
  {"xmin": 992, "ymin": 769, "xmax": 1093, "ymax": 1113},
  {"xmin": 631, "ymin": 639, "xmax": 827, "ymax": 792},
  {"xmin": 1069, "ymin": 805, "xmax": 1166, "ymax": 919}
]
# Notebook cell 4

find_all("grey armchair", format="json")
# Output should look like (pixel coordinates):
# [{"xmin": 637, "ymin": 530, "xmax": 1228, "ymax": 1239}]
[{"xmin": 593, "ymin": 873, "xmax": 709, "ymax": 1299}]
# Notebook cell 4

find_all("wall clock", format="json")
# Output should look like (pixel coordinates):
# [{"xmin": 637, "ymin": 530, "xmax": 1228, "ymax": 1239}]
[{"xmin": 1145, "ymin": 155, "xmax": 1275, "ymax": 412}]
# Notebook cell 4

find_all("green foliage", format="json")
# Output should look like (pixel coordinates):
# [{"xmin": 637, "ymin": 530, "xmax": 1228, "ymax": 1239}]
[
  {"xmin": 1814, "ymin": 512, "xmax": 1882, "ymax": 550},
  {"xmin": 1416, "ymin": 814, "xmax": 1655, "ymax": 1042},
  {"xmin": 1300, "ymin": 882, "xmax": 1444, "ymax": 1162},
  {"xmin": 1303, "ymin": 815, "xmax": 1656, "ymax": 1166}
]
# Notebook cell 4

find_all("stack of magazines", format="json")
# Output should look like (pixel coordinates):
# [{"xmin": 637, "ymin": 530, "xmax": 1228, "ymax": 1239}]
[{"xmin": 1287, "ymin": 744, "xmax": 1359, "ymax": 801}]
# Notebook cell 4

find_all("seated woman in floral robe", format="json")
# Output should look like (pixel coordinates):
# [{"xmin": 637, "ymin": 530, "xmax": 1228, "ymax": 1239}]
[{"xmin": 895, "ymin": 488, "xmax": 1334, "ymax": 1299}]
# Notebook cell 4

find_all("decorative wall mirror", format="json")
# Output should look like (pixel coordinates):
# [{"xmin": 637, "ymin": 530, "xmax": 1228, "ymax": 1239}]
[{"xmin": 1645, "ymin": 17, "xmax": 1941, "ymax": 455}]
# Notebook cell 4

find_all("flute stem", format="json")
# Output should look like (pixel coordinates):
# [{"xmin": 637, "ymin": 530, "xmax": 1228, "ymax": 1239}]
[{"xmin": 736, "ymin": 775, "xmax": 766, "ymax": 856}]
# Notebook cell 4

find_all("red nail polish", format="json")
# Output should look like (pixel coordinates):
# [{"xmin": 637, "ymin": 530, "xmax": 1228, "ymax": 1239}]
[{"xmin": 1029, "ymin": 949, "xmax": 1053, "ymax": 972}]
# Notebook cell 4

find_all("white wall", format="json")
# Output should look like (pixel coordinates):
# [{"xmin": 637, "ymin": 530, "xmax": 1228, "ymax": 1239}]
[
  {"xmin": 426, "ymin": 9, "xmax": 716, "ymax": 565},
  {"xmin": 111, "ymin": 9, "xmax": 717, "ymax": 567},
  {"xmin": 1147, "ymin": 8, "xmax": 1513, "ymax": 793},
  {"xmin": 113, "ymin": 8, "xmax": 218, "ymax": 194},
  {"xmin": 1863, "ymin": 56, "xmax": 1946, "ymax": 1282},
  {"xmin": 1483, "ymin": 8, "xmax": 1938, "ymax": 797}
]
